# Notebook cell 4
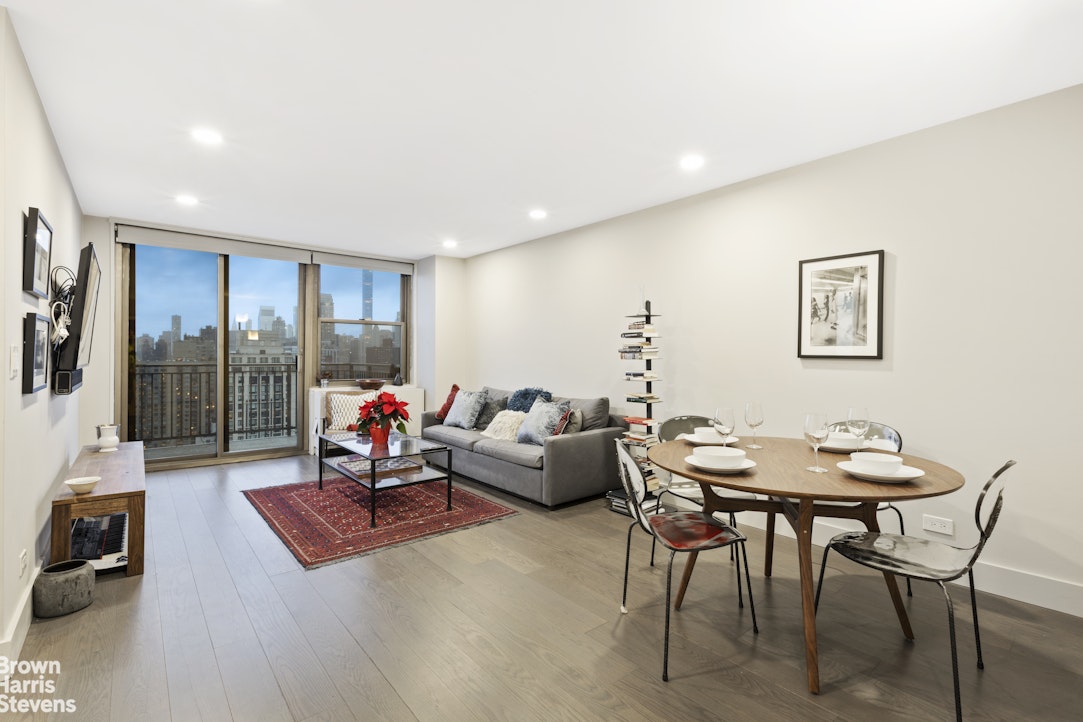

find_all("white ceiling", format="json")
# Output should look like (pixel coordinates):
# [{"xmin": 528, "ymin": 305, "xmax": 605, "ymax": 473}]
[{"xmin": 6, "ymin": 0, "xmax": 1083, "ymax": 260}]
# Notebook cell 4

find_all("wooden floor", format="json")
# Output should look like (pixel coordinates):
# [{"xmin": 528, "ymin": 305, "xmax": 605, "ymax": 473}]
[{"xmin": 17, "ymin": 455, "xmax": 1082, "ymax": 721}]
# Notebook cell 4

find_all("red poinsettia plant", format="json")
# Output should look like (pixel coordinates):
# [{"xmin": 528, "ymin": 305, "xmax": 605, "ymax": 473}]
[{"xmin": 356, "ymin": 391, "xmax": 410, "ymax": 434}]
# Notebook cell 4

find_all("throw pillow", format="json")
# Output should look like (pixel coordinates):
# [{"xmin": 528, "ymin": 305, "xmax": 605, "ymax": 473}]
[
  {"xmin": 443, "ymin": 389, "xmax": 488, "ymax": 429},
  {"xmin": 517, "ymin": 398, "xmax": 572, "ymax": 445},
  {"xmin": 328, "ymin": 392, "xmax": 374, "ymax": 430},
  {"xmin": 561, "ymin": 408, "xmax": 584, "ymax": 435},
  {"xmin": 474, "ymin": 395, "xmax": 508, "ymax": 430},
  {"xmin": 481, "ymin": 410, "xmax": 528, "ymax": 441},
  {"xmin": 435, "ymin": 384, "xmax": 460, "ymax": 420},
  {"xmin": 507, "ymin": 387, "xmax": 552, "ymax": 413}
]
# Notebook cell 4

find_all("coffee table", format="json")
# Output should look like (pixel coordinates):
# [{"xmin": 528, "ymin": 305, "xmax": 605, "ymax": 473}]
[{"xmin": 318, "ymin": 432, "xmax": 452, "ymax": 528}]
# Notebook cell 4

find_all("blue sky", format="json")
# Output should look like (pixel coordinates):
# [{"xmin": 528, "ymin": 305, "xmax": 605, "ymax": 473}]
[{"xmin": 135, "ymin": 246, "xmax": 402, "ymax": 339}]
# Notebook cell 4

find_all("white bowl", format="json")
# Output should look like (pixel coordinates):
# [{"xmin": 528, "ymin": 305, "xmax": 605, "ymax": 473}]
[
  {"xmin": 64, "ymin": 476, "xmax": 101, "ymax": 494},
  {"xmin": 849, "ymin": 452, "xmax": 902, "ymax": 475},
  {"xmin": 692, "ymin": 427, "xmax": 726, "ymax": 443},
  {"xmin": 826, "ymin": 431, "xmax": 862, "ymax": 449},
  {"xmin": 693, "ymin": 446, "xmax": 747, "ymax": 469}
]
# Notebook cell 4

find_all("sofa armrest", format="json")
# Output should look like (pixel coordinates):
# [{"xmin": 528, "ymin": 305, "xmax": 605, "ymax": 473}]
[
  {"xmin": 421, "ymin": 410, "xmax": 441, "ymax": 432},
  {"xmin": 540, "ymin": 426, "xmax": 627, "ymax": 507}
]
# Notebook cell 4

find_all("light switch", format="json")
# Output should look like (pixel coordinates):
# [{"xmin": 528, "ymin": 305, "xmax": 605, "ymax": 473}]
[{"xmin": 9, "ymin": 344, "xmax": 19, "ymax": 379}]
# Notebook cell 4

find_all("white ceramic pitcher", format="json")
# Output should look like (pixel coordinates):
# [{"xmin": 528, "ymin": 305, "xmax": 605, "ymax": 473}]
[{"xmin": 97, "ymin": 424, "xmax": 120, "ymax": 452}]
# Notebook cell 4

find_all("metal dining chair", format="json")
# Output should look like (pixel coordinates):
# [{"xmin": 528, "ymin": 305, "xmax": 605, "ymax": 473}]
[
  {"xmin": 616, "ymin": 440, "xmax": 758, "ymax": 681},
  {"xmin": 764, "ymin": 420, "xmax": 912, "ymax": 595},
  {"xmin": 815, "ymin": 460, "xmax": 1016, "ymax": 722}
]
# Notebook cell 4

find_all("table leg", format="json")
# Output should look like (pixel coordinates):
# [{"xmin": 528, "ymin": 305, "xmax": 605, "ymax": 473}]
[
  {"xmin": 674, "ymin": 552, "xmax": 698, "ymax": 610},
  {"xmin": 370, "ymin": 465, "xmax": 377, "ymax": 528},
  {"xmin": 796, "ymin": 498, "xmax": 820, "ymax": 694},
  {"xmin": 446, "ymin": 448, "xmax": 453, "ymax": 511},
  {"xmin": 860, "ymin": 504, "xmax": 914, "ymax": 640},
  {"xmin": 764, "ymin": 511, "xmax": 776, "ymax": 577}
]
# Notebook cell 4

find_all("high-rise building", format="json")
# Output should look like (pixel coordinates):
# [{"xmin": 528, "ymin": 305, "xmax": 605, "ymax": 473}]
[
  {"xmin": 259, "ymin": 305, "xmax": 275, "ymax": 331},
  {"xmin": 319, "ymin": 293, "xmax": 334, "ymax": 318},
  {"xmin": 362, "ymin": 269, "xmax": 373, "ymax": 319}
]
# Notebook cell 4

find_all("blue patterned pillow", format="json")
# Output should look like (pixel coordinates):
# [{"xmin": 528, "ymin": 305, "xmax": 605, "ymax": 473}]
[
  {"xmin": 516, "ymin": 398, "xmax": 571, "ymax": 445},
  {"xmin": 507, "ymin": 387, "xmax": 552, "ymax": 412}
]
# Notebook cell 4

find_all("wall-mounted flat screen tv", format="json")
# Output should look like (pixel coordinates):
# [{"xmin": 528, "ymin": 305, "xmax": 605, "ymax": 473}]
[{"xmin": 54, "ymin": 243, "xmax": 101, "ymax": 394}]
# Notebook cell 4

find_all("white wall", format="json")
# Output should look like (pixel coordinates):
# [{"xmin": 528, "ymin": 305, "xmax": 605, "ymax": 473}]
[
  {"xmin": 1, "ymin": 8, "xmax": 86, "ymax": 657},
  {"xmin": 414, "ymin": 255, "xmax": 470, "ymax": 409},
  {"xmin": 456, "ymin": 85, "xmax": 1083, "ymax": 617}
]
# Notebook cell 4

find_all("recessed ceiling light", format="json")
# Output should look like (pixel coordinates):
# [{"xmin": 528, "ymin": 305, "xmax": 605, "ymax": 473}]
[
  {"xmin": 190, "ymin": 127, "xmax": 223, "ymax": 145},
  {"xmin": 442, "ymin": 239, "xmax": 458, "ymax": 249},
  {"xmin": 529, "ymin": 209, "xmax": 548, "ymax": 220},
  {"xmin": 175, "ymin": 194, "xmax": 199, "ymax": 206},
  {"xmin": 679, "ymin": 154, "xmax": 705, "ymax": 172}
]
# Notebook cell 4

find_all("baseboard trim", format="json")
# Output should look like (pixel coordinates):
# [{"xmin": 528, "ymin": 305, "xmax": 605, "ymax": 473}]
[{"xmin": 0, "ymin": 565, "xmax": 37, "ymax": 660}]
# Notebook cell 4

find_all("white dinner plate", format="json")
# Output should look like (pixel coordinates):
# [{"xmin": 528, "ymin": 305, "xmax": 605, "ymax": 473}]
[
  {"xmin": 820, "ymin": 439, "xmax": 872, "ymax": 453},
  {"xmin": 685, "ymin": 455, "xmax": 756, "ymax": 474},
  {"xmin": 837, "ymin": 461, "xmax": 925, "ymax": 483},
  {"xmin": 680, "ymin": 433, "xmax": 740, "ymax": 446}
]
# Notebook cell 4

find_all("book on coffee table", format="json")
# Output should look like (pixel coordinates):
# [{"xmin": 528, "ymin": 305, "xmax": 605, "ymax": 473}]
[{"xmin": 337, "ymin": 455, "xmax": 422, "ymax": 479}]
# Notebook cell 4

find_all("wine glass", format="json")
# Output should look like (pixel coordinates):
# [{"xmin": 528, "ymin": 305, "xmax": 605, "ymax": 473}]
[
  {"xmin": 846, "ymin": 407, "xmax": 870, "ymax": 449},
  {"xmin": 745, "ymin": 402, "xmax": 764, "ymax": 449},
  {"xmin": 713, "ymin": 407, "xmax": 735, "ymax": 443},
  {"xmin": 804, "ymin": 413, "xmax": 829, "ymax": 472}
]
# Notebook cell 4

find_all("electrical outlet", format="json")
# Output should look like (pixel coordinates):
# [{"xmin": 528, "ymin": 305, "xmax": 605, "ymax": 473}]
[
  {"xmin": 9, "ymin": 344, "xmax": 19, "ymax": 379},
  {"xmin": 923, "ymin": 514, "xmax": 954, "ymax": 536},
  {"xmin": 18, "ymin": 549, "xmax": 29, "ymax": 578}
]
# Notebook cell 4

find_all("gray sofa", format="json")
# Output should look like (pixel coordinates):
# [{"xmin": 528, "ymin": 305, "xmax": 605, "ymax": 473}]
[{"xmin": 420, "ymin": 387, "xmax": 627, "ymax": 507}]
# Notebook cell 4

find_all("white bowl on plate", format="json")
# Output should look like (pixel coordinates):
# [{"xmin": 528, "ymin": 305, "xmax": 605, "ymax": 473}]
[
  {"xmin": 826, "ymin": 431, "xmax": 862, "ymax": 450},
  {"xmin": 64, "ymin": 476, "xmax": 101, "ymax": 494},
  {"xmin": 692, "ymin": 427, "xmax": 727, "ymax": 443},
  {"xmin": 693, "ymin": 446, "xmax": 747, "ymax": 469},
  {"xmin": 849, "ymin": 452, "xmax": 902, "ymax": 475}
]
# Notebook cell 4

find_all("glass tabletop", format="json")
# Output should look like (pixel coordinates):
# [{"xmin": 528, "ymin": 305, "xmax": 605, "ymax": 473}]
[{"xmin": 320, "ymin": 431, "xmax": 447, "ymax": 460}]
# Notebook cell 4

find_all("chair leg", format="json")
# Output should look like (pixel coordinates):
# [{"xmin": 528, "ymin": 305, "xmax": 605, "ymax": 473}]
[
  {"xmin": 729, "ymin": 512, "xmax": 737, "ymax": 561},
  {"xmin": 733, "ymin": 538, "xmax": 744, "ymax": 609},
  {"xmin": 650, "ymin": 537, "xmax": 657, "ymax": 567},
  {"xmin": 938, "ymin": 581, "xmax": 963, "ymax": 722},
  {"xmin": 663, "ymin": 550, "xmax": 678, "ymax": 682},
  {"xmin": 739, "ymin": 541, "xmax": 759, "ymax": 633},
  {"xmin": 764, "ymin": 512, "xmax": 776, "ymax": 577},
  {"xmin": 621, "ymin": 521, "xmax": 635, "ymax": 614},
  {"xmin": 888, "ymin": 503, "xmax": 912, "ymax": 597},
  {"xmin": 814, "ymin": 543, "xmax": 833, "ymax": 611},
  {"xmin": 968, "ymin": 569, "xmax": 984, "ymax": 670}
]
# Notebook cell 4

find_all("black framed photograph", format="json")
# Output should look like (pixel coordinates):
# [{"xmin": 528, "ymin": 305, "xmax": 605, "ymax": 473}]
[
  {"xmin": 798, "ymin": 250, "xmax": 884, "ymax": 359},
  {"xmin": 23, "ymin": 207, "xmax": 53, "ymax": 299},
  {"xmin": 23, "ymin": 313, "xmax": 49, "ymax": 394}
]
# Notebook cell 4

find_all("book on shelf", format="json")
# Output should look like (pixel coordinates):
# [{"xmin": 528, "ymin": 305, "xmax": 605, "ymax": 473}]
[
  {"xmin": 622, "ymin": 431, "xmax": 658, "ymax": 444},
  {"xmin": 625, "ymin": 373, "xmax": 659, "ymax": 381},
  {"xmin": 619, "ymin": 351, "xmax": 659, "ymax": 360},
  {"xmin": 627, "ymin": 321, "xmax": 655, "ymax": 331},
  {"xmin": 621, "ymin": 330, "xmax": 659, "ymax": 338},
  {"xmin": 626, "ymin": 393, "xmax": 661, "ymax": 403},
  {"xmin": 606, "ymin": 489, "xmax": 669, "ymax": 517},
  {"xmin": 622, "ymin": 415, "xmax": 656, "ymax": 426}
]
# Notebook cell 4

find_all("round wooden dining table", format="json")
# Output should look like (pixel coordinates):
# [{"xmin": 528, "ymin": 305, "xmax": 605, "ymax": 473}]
[{"xmin": 648, "ymin": 435, "xmax": 965, "ymax": 694}]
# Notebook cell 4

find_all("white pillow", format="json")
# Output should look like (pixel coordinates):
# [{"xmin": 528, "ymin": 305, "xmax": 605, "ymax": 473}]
[
  {"xmin": 481, "ymin": 410, "xmax": 528, "ymax": 441},
  {"xmin": 328, "ymin": 392, "xmax": 374, "ymax": 430}
]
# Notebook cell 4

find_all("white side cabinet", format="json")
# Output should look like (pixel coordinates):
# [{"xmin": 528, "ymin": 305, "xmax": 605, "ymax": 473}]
[{"xmin": 307, "ymin": 384, "xmax": 426, "ymax": 454}]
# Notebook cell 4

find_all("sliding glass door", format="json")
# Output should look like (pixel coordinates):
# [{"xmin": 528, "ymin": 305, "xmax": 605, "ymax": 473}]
[{"xmin": 127, "ymin": 246, "xmax": 303, "ymax": 461}]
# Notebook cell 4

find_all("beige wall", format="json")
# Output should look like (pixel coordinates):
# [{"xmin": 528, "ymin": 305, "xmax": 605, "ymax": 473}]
[
  {"xmin": 454, "ymin": 85, "xmax": 1083, "ymax": 616},
  {"xmin": 1, "ymin": 8, "xmax": 87, "ymax": 657}
]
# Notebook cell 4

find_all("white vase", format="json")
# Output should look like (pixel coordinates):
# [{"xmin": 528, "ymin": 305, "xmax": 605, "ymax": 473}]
[{"xmin": 97, "ymin": 424, "xmax": 120, "ymax": 453}]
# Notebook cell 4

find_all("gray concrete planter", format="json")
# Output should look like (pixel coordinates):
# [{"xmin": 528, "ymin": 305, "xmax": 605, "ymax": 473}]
[{"xmin": 33, "ymin": 560, "xmax": 95, "ymax": 618}]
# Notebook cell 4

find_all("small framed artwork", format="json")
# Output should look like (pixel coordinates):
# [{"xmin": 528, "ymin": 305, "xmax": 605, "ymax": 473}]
[
  {"xmin": 798, "ymin": 249, "xmax": 884, "ymax": 359},
  {"xmin": 23, "ymin": 208, "xmax": 53, "ymax": 299},
  {"xmin": 23, "ymin": 313, "xmax": 49, "ymax": 394}
]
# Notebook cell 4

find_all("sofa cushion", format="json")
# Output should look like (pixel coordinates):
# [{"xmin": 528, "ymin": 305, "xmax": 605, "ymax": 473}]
[
  {"xmin": 422, "ymin": 424, "xmax": 485, "ymax": 451},
  {"xmin": 474, "ymin": 395, "xmax": 508, "ymax": 430},
  {"xmin": 553, "ymin": 396, "xmax": 610, "ymax": 431},
  {"xmin": 517, "ymin": 398, "xmax": 572, "ymax": 445},
  {"xmin": 562, "ymin": 408, "xmax": 584, "ymax": 435},
  {"xmin": 443, "ymin": 389, "xmax": 487, "ymax": 429},
  {"xmin": 435, "ymin": 383, "xmax": 459, "ymax": 420},
  {"xmin": 473, "ymin": 438, "xmax": 545, "ymax": 469},
  {"xmin": 481, "ymin": 410, "xmax": 528, "ymax": 441},
  {"xmin": 507, "ymin": 387, "xmax": 552, "ymax": 412}
]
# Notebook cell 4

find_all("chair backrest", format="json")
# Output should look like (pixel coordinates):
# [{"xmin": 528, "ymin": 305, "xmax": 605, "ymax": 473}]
[
  {"xmin": 971, "ymin": 460, "xmax": 1016, "ymax": 559},
  {"xmin": 828, "ymin": 420, "xmax": 902, "ymax": 452},
  {"xmin": 658, "ymin": 415, "xmax": 711, "ymax": 442},
  {"xmin": 614, "ymin": 440, "xmax": 655, "ymax": 535}
]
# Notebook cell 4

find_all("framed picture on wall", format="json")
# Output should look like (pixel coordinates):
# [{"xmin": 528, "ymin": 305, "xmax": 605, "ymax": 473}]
[
  {"xmin": 798, "ymin": 249, "xmax": 884, "ymax": 359},
  {"xmin": 23, "ymin": 207, "xmax": 53, "ymax": 299},
  {"xmin": 23, "ymin": 312, "xmax": 49, "ymax": 394}
]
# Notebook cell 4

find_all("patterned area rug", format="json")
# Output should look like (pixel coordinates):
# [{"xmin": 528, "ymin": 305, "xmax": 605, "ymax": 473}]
[{"xmin": 244, "ymin": 477, "xmax": 517, "ymax": 569}]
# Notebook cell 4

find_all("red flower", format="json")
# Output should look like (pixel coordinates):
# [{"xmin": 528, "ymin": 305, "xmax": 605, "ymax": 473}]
[{"xmin": 356, "ymin": 392, "xmax": 410, "ymax": 434}]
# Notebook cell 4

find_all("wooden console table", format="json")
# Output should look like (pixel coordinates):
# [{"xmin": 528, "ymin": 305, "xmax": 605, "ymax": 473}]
[{"xmin": 50, "ymin": 441, "xmax": 146, "ymax": 576}]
